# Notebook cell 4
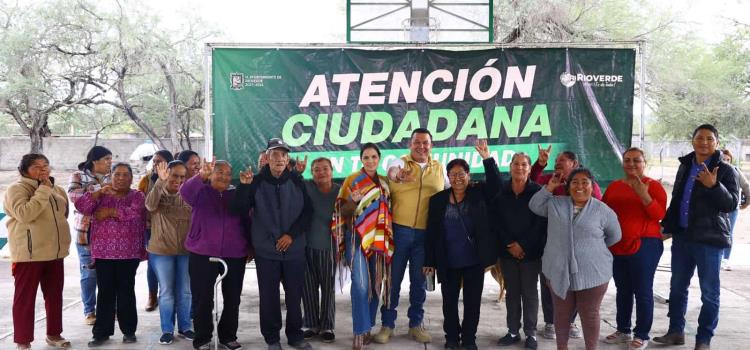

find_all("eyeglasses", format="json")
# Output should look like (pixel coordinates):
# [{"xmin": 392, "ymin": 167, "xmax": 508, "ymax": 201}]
[{"xmin": 448, "ymin": 172, "xmax": 467, "ymax": 179}]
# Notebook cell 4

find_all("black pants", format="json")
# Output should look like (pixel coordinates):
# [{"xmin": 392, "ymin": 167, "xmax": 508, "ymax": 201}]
[
  {"xmin": 302, "ymin": 247, "xmax": 335, "ymax": 331},
  {"xmin": 540, "ymin": 272, "xmax": 577, "ymax": 324},
  {"xmin": 256, "ymin": 255, "xmax": 306, "ymax": 345},
  {"xmin": 440, "ymin": 264, "xmax": 485, "ymax": 346},
  {"xmin": 189, "ymin": 253, "xmax": 246, "ymax": 347},
  {"xmin": 92, "ymin": 259, "xmax": 140, "ymax": 339},
  {"xmin": 501, "ymin": 258, "xmax": 541, "ymax": 336}
]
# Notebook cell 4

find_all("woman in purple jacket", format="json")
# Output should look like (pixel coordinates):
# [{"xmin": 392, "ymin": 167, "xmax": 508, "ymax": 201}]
[{"xmin": 180, "ymin": 158, "xmax": 250, "ymax": 350}]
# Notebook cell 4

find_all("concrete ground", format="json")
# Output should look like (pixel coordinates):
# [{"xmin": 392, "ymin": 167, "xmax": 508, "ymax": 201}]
[
  {"xmin": 1, "ymin": 167, "xmax": 749, "ymax": 350},
  {"xmin": 1, "ymin": 235, "xmax": 750, "ymax": 350}
]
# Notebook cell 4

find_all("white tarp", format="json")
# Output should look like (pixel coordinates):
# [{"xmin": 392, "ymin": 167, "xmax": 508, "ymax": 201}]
[{"xmin": 129, "ymin": 142, "xmax": 159, "ymax": 161}]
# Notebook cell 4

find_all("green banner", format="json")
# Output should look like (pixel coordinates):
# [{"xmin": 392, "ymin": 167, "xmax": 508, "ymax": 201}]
[{"xmin": 211, "ymin": 47, "xmax": 635, "ymax": 182}]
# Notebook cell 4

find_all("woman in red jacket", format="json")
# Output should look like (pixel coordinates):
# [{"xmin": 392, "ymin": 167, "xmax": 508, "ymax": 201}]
[{"xmin": 602, "ymin": 147, "xmax": 667, "ymax": 350}]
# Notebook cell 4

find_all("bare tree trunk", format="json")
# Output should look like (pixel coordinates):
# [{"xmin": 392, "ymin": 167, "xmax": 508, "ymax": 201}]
[
  {"xmin": 182, "ymin": 111, "xmax": 193, "ymax": 150},
  {"xmin": 113, "ymin": 76, "xmax": 168, "ymax": 150},
  {"xmin": 29, "ymin": 129, "xmax": 44, "ymax": 153},
  {"xmin": 159, "ymin": 60, "xmax": 180, "ymax": 154}
]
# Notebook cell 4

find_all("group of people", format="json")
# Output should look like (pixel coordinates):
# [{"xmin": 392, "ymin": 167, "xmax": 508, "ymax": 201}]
[{"xmin": 4, "ymin": 123, "xmax": 744, "ymax": 350}]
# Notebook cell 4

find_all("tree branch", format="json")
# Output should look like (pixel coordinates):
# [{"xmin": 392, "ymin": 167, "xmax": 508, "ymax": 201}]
[{"xmin": 0, "ymin": 98, "xmax": 31, "ymax": 133}]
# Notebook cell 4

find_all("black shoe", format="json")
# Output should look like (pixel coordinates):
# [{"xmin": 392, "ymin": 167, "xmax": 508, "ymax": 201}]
[
  {"xmin": 525, "ymin": 336, "xmax": 538, "ymax": 350},
  {"xmin": 220, "ymin": 340, "xmax": 243, "ymax": 350},
  {"xmin": 497, "ymin": 333, "xmax": 520, "ymax": 346},
  {"xmin": 123, "ymin": 334, "xmax": 137, "ymax": 343},
  {"xmin": 289, "ymin": 340, "xmax": 313, "ymax": 350},
  {"xmin": 179, "ymin": 330, "xmax": 195, "ymax": 341},
  {"xmin": 159, "ymin": 333, "xmax": 174, "ymax": 345},
  {"xmin": 463, "ymin": 343, "xmax": 478, "ymax": 350},
  {"xmin": 321, "ymin": 330, "xmax": 335, "ymax": 343},
  {"xmin": 653, "ymin": 332, "xmax": 685, "ymax": 345},
  {"xmin": 444, "ymin": 340, "xmax": 460, "ymax": 349},
  {"xmin": 87, "ymin": 337, "xmax": 109, "ymax": 347},
  {"xmin": 194, "ymin": 341, "xmax": 210, "ymax": 350},
  {"xmin": 303, "ymin": 329, "xmax": 318, "ymax": 340}
]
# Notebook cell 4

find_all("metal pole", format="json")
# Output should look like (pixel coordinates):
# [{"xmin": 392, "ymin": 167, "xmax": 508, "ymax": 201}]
[
  {"xmin": 209, "ymin": 257, "xmax": 228, "ymax": 350},
  {"xmin": 203, "ymin": 44, "xmax": 213, "ymax": 158},
  {"xmin": 639, "ymin": 40, "xmax": 646, "ymax": 148}
]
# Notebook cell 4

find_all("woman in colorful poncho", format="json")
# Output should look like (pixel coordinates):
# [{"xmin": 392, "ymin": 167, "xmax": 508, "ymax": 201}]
[{"xmin": 331, "ymin": 143, "xmax": 394, "ymax": 350}]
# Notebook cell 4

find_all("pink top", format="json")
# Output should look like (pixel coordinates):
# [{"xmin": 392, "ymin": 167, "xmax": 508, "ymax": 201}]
[{"xmin": 75, "ymin": 190, "xmax": 147, "ymax": 260}]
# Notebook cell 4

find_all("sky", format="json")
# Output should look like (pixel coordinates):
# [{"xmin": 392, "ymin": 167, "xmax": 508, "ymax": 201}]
[
  {"xmin": 147, "ymin": 0, "xmax": 346, "ymax": 44},
  {"xmin": 141, "ymin": 0, "xmax": 750, "ymax": 44},
  {"xmin": 141, "ymin": 0, "xmax": 749, "ymax": 130}
]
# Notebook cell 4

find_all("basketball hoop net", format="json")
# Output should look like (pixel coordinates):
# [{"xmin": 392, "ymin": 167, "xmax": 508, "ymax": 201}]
[{"xmin": 402, "ymin": 17, "xmax": 440, "ymax": 43}]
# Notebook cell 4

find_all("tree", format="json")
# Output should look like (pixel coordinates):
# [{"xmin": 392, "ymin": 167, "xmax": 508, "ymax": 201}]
[
  {"xmin": 494, "ymin": 0, "xmax": 675, "ymax": 43},
  {"xmin": 649, "ymin": 27, "xmax": 750, "ymax": 139},
  {"xmin": 52, "ymin": 105, "xmax": 127, "ymax": 144},
  {"xmin": 493, "ymin": 0, "xmax": 750, "ymax": 140},
  {"xmin": 0, "ymin": 0, "xmax": 209, "ymax": 153},
  {"xmin": 0, "ymin": 0, "xmax": 107, "ymax": 152},
  {"xmin": 92, "ymin": 1, "xmax": 208, "ymax": 153}
]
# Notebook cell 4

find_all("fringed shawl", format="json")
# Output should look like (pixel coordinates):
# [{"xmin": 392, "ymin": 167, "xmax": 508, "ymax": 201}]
[{"xmin": 331, "ymin": 169, "xmax": 394, "ymax": 305}]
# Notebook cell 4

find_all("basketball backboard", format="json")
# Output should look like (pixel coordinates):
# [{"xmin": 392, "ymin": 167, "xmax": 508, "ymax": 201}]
[{"xmin": 347, "ymin": 0, "xmax": 493, "ymax": 43}]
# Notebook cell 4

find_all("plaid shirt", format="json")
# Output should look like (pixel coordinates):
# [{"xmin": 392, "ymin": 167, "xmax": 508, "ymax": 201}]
[{"xmin": 68, "ymin": 170, "xmax": 110, "ymax": 245}]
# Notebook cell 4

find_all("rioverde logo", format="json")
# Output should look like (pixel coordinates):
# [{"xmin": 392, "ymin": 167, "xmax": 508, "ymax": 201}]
[{"xmin": 560, "ymin": 72, "xmax": 624, "ymax": 88}]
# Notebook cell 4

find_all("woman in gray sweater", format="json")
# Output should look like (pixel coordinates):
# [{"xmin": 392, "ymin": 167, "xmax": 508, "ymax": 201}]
[{"xmin": 529, "ymin": 168, "xmax": 621, "ymax": 350}]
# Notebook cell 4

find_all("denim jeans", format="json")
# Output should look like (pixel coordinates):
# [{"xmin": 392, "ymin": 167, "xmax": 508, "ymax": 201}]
[
  {"xmin": 346, "ymin": 232, "xmax": 380, "ymax": 335},
  {"xmin": 723, "ymin": 210, "xmax": 738, "ymax": 259},
  {"xmin": 613, "ymin": 238, "xmax": 664, "ymax": 340},
  {"xmin": 150, "ymin": 253, "xmax": 192, "ymax": 334},
  {"xmin": 145, "ymin": 229, "xmax": 158, "ymax": 293},
  {"xmin": 668, "ymin": 236, "xmax": 722, "ymax": 344},
  {"xmin": 380, "ymin": 224, "xmax": 426, "ymax": 328},
  {"xmin": 76, "ymin": 243, "xmax": 97, "ymax": 315}
]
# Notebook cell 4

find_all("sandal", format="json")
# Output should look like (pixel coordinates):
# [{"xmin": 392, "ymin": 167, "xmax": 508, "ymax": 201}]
[
  {"xmin": 46, "ymin": 336, "xmax": 71, "ymax": 348},
  {"xmin": 604, "ymin": 331, "xmax": 632, "ymax": 344},
  {"xmin": 352, "ymin": 334, "xmax": 365, "ymax": 350},
  {"xmin": 629, "ymin": 337, "xmax": 649, "ymax": 350}
]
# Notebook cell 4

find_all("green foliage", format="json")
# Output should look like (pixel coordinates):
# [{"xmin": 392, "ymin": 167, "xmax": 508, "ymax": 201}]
[
  {"xmin": 0, "ymin": 0, "xmax": 208, "ymax": 151},
  {"xmin": 493, "ymin": 0, "xmax": 750, "ymax": 140},
  {"xmin": 649, "ymin": 28, "xmax": 750, "ymax": 139}
]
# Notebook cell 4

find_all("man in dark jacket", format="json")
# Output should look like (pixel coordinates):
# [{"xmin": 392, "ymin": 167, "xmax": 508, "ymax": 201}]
[
  {"xmin": 231, "ymin": 138, "xmax": 313, "ymax": 350},
  {"xmin": 654, "ymin": 124, "xmax": 738, "ymax": 350}
]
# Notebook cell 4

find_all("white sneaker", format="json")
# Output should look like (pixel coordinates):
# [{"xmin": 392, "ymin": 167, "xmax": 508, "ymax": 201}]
[
  {"xmin": 721, "ymin": 259, "xmax": 732, "ymax": 271},
  {"xmin": 604, "ymin": 331, "xmax": 633, "ymax": 344},
  {"xmin": 542, "ymin": 323, "xmax": 556, "ymax": 339},
  {"xmin": 629, "ymin": 337, "xmax": 648, "ymax": 350},
  {"xmin": 569, "ymin": 324, "xmax": 582, "ymax": 339}
]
